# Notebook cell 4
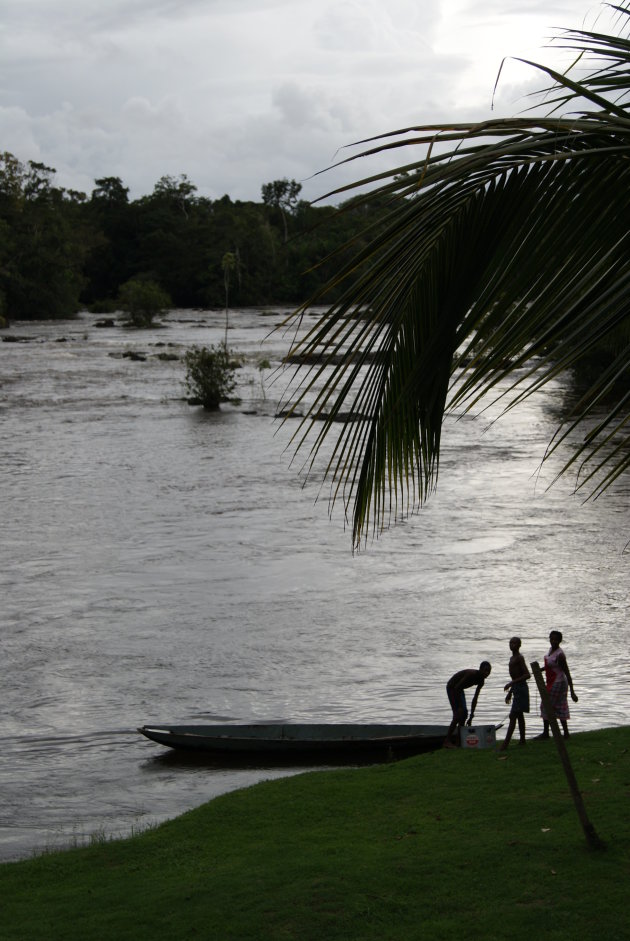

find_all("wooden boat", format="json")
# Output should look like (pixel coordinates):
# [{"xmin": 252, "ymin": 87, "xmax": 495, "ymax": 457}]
[{"xmin": 138, "ymin": 723, "xmax": 449, "ymax": 758}]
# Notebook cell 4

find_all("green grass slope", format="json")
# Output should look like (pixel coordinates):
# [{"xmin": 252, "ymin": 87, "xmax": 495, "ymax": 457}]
[{"xmin": 1, "ymin": 728, "xmax": 628, "ymax": 940}]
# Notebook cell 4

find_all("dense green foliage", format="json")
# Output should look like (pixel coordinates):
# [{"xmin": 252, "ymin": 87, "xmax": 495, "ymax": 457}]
[
  {"xmin": 0, "ymin": 156, "xmax": 387, "ymax": 322},
  {"xmin": 1, "ymin": 727, "xmax": 628, "ymax": 940},
  {"xmin": 184, "ymin": 345, "xmax": 238, "ymax": 409},
  {"xmin": 283, "ymin": 3, "xmax": 630, "ymax": 546},
  {"xmin": 0, "ymin": 153, "xmax": 90, "ymax": 321},
  {"xmin": 118, "ymin": 278, "xmax": 172, "ymax": 328}
]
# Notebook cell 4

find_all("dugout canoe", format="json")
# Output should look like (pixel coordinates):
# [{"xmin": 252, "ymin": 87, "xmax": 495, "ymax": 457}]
[{"xmin": 138, "ymin": 723, "xmax": 449, "ymax": 758}]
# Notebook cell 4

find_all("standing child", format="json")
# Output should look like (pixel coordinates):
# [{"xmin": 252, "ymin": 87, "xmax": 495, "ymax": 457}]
[
  {"xmin": 500, "ymin": 637, "xmax": 530, "ymax": 750},
  {"xmin": 536, "ymin": 630, "xmax": 578, "ymax": 738}
]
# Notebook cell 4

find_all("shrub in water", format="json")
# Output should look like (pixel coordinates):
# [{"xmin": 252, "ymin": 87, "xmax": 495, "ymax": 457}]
[
  {"xmin": 184, "ymin": 345, "xmax": 237, "ymax": 410},
  {"xmin": 118, "ymin": 278, "xmax": 171, "ymax": 327}
]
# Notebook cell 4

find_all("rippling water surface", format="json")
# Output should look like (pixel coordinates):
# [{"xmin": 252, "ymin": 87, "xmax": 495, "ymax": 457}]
[{"xmin": 1, "ymin": 307, "xmax": 629, "ymax": 861}]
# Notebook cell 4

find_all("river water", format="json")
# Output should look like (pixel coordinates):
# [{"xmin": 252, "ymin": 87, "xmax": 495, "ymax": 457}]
[{"xmin": 1, "ymin": 307, "xmax": 628, "ymax": 862}]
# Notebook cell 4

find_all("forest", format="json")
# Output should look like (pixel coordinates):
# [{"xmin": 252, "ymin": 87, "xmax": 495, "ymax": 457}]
[{"xmin": 0, "ymin": 151, "xmax": 387, "ymax": 324}]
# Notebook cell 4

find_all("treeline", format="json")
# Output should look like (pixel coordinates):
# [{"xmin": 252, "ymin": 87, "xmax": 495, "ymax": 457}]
[{"xmin": 0, "ymin": 151, "xmax": 388, "ymax": 323}]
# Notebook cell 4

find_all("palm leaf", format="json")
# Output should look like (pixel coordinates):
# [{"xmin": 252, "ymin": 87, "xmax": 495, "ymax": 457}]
[{"xmin": 282, "ymin": 2, "xmax": 630, "ymax": 548}]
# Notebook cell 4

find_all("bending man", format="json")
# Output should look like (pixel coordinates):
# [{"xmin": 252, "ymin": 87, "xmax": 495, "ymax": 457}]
[{"xmin": 445, "ymin": 661, "xmax": 492, "ymax": 747}]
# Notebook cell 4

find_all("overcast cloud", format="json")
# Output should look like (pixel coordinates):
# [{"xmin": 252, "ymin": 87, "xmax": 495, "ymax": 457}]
[{"xmin": 0, "ymin": 0, "xmax": 613, "ymax": 202}]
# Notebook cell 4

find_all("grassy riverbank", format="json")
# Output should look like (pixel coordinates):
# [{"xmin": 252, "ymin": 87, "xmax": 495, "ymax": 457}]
[{"xmin": 2, "ymin": 727, "xmax": 628, "ymax": 940}]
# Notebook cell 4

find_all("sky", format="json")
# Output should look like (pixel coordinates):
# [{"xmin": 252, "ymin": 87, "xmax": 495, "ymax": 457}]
[{"xmin": 0, "ymin": 0, "xmax": 616, "ymax": 204}]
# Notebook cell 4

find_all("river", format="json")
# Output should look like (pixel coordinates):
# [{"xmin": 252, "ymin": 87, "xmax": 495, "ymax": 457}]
[{"xmin": 1, "ymin": 306, "xmax": 628, "ymax": 862}]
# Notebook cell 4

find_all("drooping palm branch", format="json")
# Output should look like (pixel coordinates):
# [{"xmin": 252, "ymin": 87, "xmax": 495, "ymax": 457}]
[{"xmin": 282, "ymin": 2, "xmax": 630, "ymax": 548}]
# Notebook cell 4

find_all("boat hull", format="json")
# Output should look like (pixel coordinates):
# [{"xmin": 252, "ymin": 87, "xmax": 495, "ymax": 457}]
[{"xmin": 138, "ymin": 723, "xmax": 448, "ymax": 758}]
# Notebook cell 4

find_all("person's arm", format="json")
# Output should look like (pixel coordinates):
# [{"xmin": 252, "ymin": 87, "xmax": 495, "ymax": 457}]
[
  {"xmin": 467, "ymin": 682, "xmax": 483, "ymax": 725},
  {"xmin": 559, "ymin": 653, "xmax": 578, "ymax": 702}
]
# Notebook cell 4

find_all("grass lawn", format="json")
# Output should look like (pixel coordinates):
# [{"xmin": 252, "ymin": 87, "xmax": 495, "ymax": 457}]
[{"xmin": 1, "ymin": 727, "xmax": 628, "ymax": 940}]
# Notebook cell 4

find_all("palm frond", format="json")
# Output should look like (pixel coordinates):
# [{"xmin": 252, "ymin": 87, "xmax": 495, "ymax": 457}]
[{"xmin": 282, "ymin": 2, "xmax": 630, "ymax": 548}]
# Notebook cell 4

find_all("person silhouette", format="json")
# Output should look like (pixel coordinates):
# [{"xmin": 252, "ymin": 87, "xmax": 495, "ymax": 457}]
[
  {"xmin": 500, "ymin": 637, "xmax": 530, "ymax": 750},
  {"xmin": 444, "ymin": 661, "xmax": 492, "ymax": 747}
]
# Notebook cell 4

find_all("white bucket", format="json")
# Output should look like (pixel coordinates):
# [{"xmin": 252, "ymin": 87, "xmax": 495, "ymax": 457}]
[{"xmin": 459, "ymin": 725, "xmax": 496, "ymax": 749}]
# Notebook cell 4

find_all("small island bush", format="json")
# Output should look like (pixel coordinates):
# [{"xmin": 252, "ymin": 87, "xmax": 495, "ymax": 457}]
[
  {"xmin": 118, "ymin": 278, "xmax": 171, "ymax": 328},
  {"xmin": 184, "ymin": 344, "xmax": 237, "ymax": 409}
]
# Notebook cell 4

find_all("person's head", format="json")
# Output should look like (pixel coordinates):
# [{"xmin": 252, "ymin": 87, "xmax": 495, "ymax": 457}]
[
  {"xmin": 479, "ymin": 661, "xmax": 492, "ymax": 677},
  {"xmin": 549, "ymin": 631, "xmax": 563, "ymax": 648},
  {"xmin": 509, "ymin": 637, "xmax": 521, "ymax": 652}
]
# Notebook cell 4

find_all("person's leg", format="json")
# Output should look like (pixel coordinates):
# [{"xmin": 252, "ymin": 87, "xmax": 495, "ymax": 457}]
[
  {"xmin": 455, "ymin": 700, "xmax": 468, "ymax": 745},
  {"xmin": 561, "ymin": 719, "xmax": 569, "ymax": 738},
  {"xmin": 445, "ymin": 690, "xmax": 466, "ymax": 746},
  {"xmin": 444, "ymin": 686, "xmax": 459, "ymax": 745},
  {"xmin": 500, "ymin": 715, "xmax": 516, "ymax": 750},
  {"xmin": 517, "ymin": 713, "xmax": 526, "ymax": 744}
]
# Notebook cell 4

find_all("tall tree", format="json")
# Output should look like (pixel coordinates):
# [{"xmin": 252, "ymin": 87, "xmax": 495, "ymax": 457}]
[
  {"xmin": 221, "ymin": 250, "xmax": 237, "ymax": 346},
  {"xmin": 262, "ymin": 178, "xmax": 302, "ymax": 242},
  {"xmin": 83, "ymin": 176, "xmax": 135, "ymax": 304},
  {"xmin": 282, "ymin": 2, "xmax": 630, "ymax": 548},
  {"xmin": 0, "ymin": 153, "xmax": 87, "ymax": 320},
  {"xmin": 91, "ymin": 176, "xmax": 130, "ymax": 205},
  {"xmin": 152, "ymin": 174, "xmax": 197, "ymax": 218},
  {"xmin": 133, "ymin": 175, "xmax": 204, "ymax": 306}
]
